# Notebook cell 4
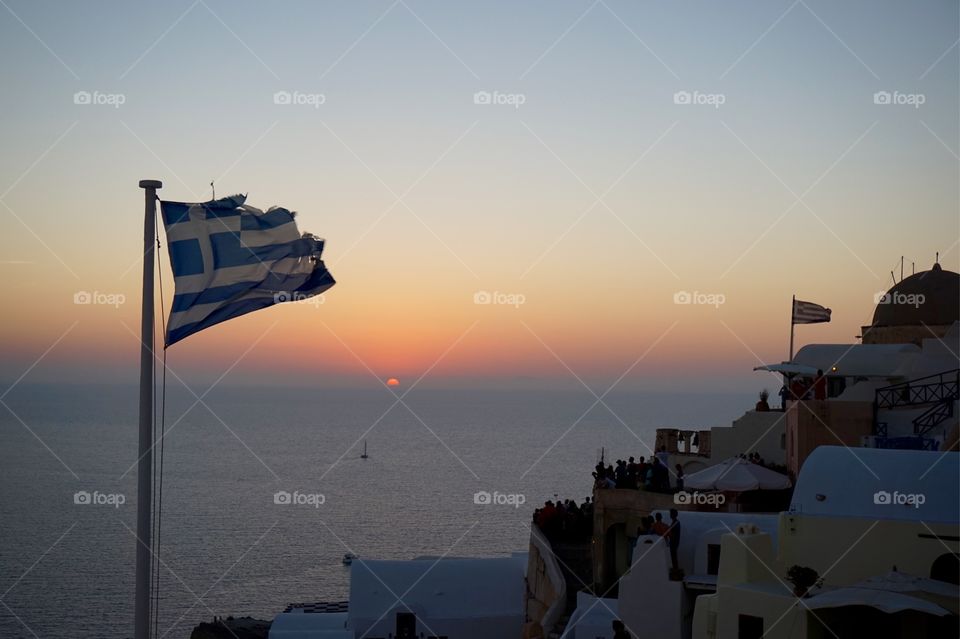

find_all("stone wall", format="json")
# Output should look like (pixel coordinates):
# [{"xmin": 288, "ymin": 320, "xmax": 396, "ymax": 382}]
[{"xmin": 785, "ymin": 399, "xmax": 873, "ymax": 475}]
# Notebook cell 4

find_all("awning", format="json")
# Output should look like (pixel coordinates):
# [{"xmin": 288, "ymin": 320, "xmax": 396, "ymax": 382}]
[{"xmin": 753, "ymin": 362, "xmax": 818, "ymax": 376}]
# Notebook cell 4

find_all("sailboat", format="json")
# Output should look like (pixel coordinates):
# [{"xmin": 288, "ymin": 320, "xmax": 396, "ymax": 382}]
[{"xmin": 360, "ymin": 440, "xmax": 369, "ymax": 459}]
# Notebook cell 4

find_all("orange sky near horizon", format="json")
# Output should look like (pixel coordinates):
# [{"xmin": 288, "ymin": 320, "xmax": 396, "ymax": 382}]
[{"xmin": 2, "ymin": 234, "xmax": 951, "ymax": 391}]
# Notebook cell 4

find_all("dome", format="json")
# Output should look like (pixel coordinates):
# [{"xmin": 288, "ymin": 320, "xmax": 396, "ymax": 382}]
[{"xmin": 871, "ymin": 263, "xmax": 959, "ymax": 328}]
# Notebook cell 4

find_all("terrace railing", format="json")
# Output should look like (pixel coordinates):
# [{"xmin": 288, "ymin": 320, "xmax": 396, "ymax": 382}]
[{"xmin": 875, "ymin": 369, "xmax": 959, "ymax": 409}]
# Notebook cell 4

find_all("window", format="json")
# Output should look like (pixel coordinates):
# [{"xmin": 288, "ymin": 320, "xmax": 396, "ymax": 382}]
[
  {"xmin": 707, "ymin": 544, "xmax": 721, "ymax": 575},
  {"xmin": 738, "ymin": 614, "xmax": 763, "ymax": 639},
  {"xmin": 396, "ymin": 612, "xmax": 416, "ymax": 638}
]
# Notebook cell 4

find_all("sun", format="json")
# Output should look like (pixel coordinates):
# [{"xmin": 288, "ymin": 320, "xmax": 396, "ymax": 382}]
[{"xmin": 386, "ymin": 378, "xmax": 400, "ymax": 387}]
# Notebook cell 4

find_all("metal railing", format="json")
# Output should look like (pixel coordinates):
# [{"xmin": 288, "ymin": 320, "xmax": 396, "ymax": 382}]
[
  {"xmin": 875, "ymin": 369, "xmax": 959, "ymax": 409},
  {"xmin": 873, "ymin": 436, "xmax": 940, "ymax": 451},
  {"xmin": 914, "ymin": 400, "xmax": 955, "ymax": 436}
]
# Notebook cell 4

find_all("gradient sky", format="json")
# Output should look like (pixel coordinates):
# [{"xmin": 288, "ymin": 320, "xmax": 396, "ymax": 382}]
[{"xmin": 0, "ymin": 0, "xmax": 957, "ymax": 392}]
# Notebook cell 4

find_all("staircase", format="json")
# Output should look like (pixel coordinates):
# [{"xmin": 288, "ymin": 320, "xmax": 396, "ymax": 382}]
[
  {"xmin": 874, "ymin": 369, "xmax": 959, "ymax": 443},
  {"xmin": 545, "ymin": 542, "xmax": 592, "ymax": 639}
]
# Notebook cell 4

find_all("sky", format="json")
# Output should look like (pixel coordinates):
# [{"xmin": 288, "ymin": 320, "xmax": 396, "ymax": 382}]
[{"xmin": 0, "ymin": 0, "xmax": 957, "ymax": 393}]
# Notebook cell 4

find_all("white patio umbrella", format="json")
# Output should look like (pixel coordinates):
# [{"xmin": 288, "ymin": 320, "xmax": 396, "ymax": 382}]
[
  {"xmin": 855, "ymin": 570, "xmax": 960, "ymax": 613},
  {"xmin": 684, "ymin": 457, "xmax": 792, "ymax": 492},
  {"xmin": 806, "ymin": 587, "xmax": 952, "ymax": 616}
]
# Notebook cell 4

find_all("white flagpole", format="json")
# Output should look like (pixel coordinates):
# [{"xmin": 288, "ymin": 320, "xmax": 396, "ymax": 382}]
[
  {"xmin": 135, "ymin": 179, "xmax": 161, "ymax": 639},
  {"xmin": 788, "ymin": 294, "xmax": 795, "ymax": 361}
]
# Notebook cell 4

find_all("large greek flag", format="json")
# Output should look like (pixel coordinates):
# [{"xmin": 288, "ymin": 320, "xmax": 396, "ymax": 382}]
[{"xmin": 160, "ymin": 194, "xmax": 335, "ymax": 346}]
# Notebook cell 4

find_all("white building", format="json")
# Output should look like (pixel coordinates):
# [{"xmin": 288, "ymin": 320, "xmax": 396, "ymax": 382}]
[
  {"xmin": 270, "ymin": 555, "xmax": 526, "ymax": 639},
  {"xmin": 692, "ymin": 446, "xmax": 959, "ymax": 639}
]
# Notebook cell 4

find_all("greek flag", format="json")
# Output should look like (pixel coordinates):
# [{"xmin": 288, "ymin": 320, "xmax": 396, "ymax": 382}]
[
  {"xmin": 160, "ymin": 194, "xmax": 335, "ymax": 346},
  {"xmin": 792, "ymin": 298, "xmax": 831, "ymax": 324}
]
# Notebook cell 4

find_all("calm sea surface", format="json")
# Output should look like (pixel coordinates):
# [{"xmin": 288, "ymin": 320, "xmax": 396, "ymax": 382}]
[{"xmin": 0, "ymin": 384, "xmax": 749, "ymax": 638}]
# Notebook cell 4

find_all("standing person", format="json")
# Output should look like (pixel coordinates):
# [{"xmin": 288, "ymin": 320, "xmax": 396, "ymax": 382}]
[
  {"xmin": 615, "ymin": 460, "xmax": 629, "ymax": 488},
  {"xmin": 813, "ymin": 369, "xmax": 827, "ymax": 400},
  {"xmin": 627, "ymin": 456, "xmax": 638, "ymax": 488},
  {"xmin": 675, "ymin": 464, "xmax": 685, "ymax": 492},
  {"xmin": 656, "ymin": 446, "xmax": 670, "ymax": 468},
  {"xmin": 667, "ymin": 509, "xmax": 682, "ymax": 571},
  {"xmin": 790, "ymin": 376, "xmax": 806, "ymax": 402},
  {"xmin": 778, "ymin": 383, "xmax": 789, "ymax": 410},
  {"xmin": 653, "ymin": 457, "xmax": 669, "ymax": 492},
  {"xmin": 651, "ymin": 512, "xmax": 669, "ymax": 537},
  {"xmin": 649, "ymin": 457, "xmax": 663, "ymax": 492}
]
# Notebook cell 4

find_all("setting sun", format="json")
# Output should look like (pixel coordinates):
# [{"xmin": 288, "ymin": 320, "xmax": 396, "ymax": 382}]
[{"xmin": 386, "ymin": 378, "xmax": 400, "ymax": 387}]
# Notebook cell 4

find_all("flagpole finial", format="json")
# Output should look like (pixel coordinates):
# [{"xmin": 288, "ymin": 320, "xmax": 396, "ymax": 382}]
[{"xmin": 139, "ymin": 179, "xmax": 162, "ymax": 189}]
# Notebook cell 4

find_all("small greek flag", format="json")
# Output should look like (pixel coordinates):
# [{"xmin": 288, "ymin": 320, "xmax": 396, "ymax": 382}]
[
  {"xmin": 160, "ymin": 194, "xmax": 335, "ymax": 346},
  {"xmin": 792, "ymin": 298, "xmax": 831, "ymax": 324}
]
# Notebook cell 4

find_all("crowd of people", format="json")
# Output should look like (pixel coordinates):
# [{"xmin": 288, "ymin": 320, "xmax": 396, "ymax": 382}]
[
  {"xmin": 532, "ymin": 496, "xmax": 593, "ymax": 543},
  {"xmin": 776, "ymin": 369, "xmax": 828, "ymax": 408},
  {"xmin": 592, "ymin": 447, "xmax": 682, "ymax": 494}
]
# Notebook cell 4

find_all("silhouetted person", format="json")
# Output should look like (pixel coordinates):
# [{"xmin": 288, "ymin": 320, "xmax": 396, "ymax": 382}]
[
  {"xmin": 668, "ymin": 508, "xmax": 682, "ymax": 571},
  {"xmin": 814, "ymin": 369, "xmax": 827, "ymax": 400},
  {"xmin": 612, "ymin": 619, "xmax": 630, "ymax": 639},
  {"xmin": 656, "ymin": 445, "xmax": 670, "ymax": 467},
  {"xmin": 651, "ymin": 512, "xmax": 669, "ymax": 537},
  {"xmin": 790, "ymin": 376, "xmax": 806, "ymax": 401},
  {"xmin": 675, "ymin": 464, "xmax": 684, "ymax": 491}
]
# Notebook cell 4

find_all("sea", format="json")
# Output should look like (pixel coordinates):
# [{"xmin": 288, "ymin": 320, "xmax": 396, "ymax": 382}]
[{"xmin": 0, "ymin": 383, "xmax": 750, "ymax": 638}]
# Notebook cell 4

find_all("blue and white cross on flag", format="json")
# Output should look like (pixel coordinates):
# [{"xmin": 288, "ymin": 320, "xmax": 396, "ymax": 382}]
[{"xmin": 160, "ymin": 194, "xmax": 335, "ymax": 346}]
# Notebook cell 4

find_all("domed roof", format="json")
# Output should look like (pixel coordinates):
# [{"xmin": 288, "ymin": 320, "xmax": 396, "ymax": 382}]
[{"xmin": 871, "ymin": 263, "xmax": 959, "ymax": 328}]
